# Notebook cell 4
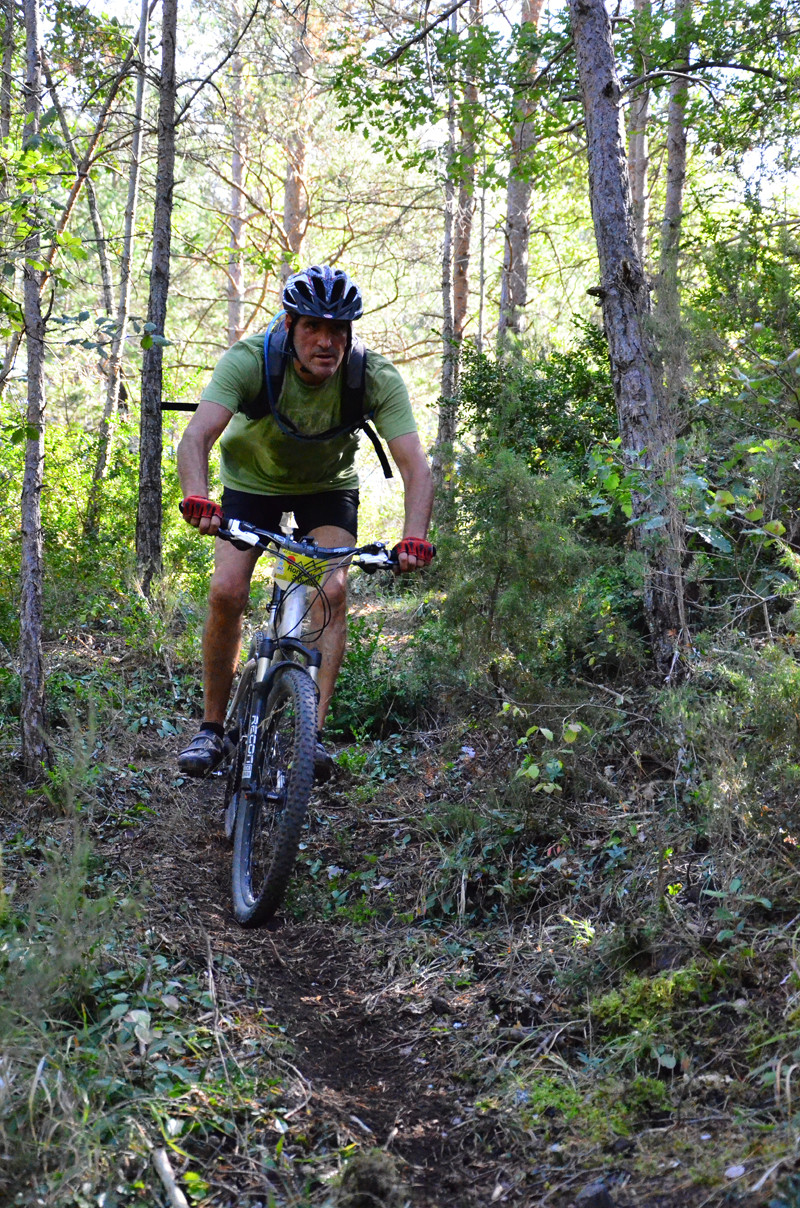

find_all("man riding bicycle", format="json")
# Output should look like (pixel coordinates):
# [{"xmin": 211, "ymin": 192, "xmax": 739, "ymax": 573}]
[{"xmin": 176, "ymin": 264, "xmax": 434, "ymax": 779}]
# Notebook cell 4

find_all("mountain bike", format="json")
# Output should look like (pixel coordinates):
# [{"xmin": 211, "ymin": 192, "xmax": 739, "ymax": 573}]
[{"xmin": 216, "ymin": 517, "xmax": 395, "ymax": 928}]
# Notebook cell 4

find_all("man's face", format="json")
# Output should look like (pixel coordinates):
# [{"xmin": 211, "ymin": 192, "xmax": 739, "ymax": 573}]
[{"xmin": 288, "ymin": 315, "xmax": 349, "ymax": 384}]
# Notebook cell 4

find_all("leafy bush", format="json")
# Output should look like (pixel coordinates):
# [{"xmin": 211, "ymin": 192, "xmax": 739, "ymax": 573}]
[
  {"xmin": 329, "ymin": 613, "xmax": 428, "ymax": 738},
  {"xmin": 437, "ymin": 452, "xmax": 587, "ymax": 669},
  {"xmin": 656, "ymin": 639, "xmax": 800, "ymax": 837},
  {"xmin": 432, "ymin": 448, "xmax": 646, "ymax": 684},
  {"xmin": 458, "ymin": 319, "xmax": 617, "ymax": 476}
]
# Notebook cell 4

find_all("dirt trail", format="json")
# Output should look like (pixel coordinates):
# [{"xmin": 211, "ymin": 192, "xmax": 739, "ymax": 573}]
[
  {"xmin": 118, "ymin": 748, "xmax": 490, "ymax": 1208},
  {"xmin": 107, "ymin": 734, "xmax": 782, "ymax": 1208}
]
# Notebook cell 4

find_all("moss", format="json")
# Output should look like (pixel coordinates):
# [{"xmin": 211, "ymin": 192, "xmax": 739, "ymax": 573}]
[{"xmin": 591, "ymin": 967, "xmax": 704, "ymax": 1033}]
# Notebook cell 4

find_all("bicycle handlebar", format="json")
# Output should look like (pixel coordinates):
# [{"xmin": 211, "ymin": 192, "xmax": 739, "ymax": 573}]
[{"xmin": 218, "ymin": 517, "xmax": 397, "ymax": 571}]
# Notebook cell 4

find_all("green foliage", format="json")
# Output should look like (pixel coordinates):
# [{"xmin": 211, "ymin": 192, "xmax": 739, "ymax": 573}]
[
  {"xmin": 331, "ymin": 14, "xmax": 578, "ymax": 185},
  {"xmin": 0, "ymin": 824, "xmax": 290, "ymax": 1207},
  {"xmin": 437, "ymin": 452, "xmax": 587, "ymax": 666},
  {"xmin": 329, "ymin": 614, "xmax": 426, "ymax": 738},
  {"xmin": 657, "ymin": 641, "xmax": 800, "ymax": 831},
  {"xmin": 433, "ymin": 448, "xmax": 648, "ymax": 684},
  {"xmin": 459, "ymin": 322, "xmax": 617, "ymax": 476},
  {"xmin": 675, "ymin": 201, "xmax": 800, "ymax": 601}
]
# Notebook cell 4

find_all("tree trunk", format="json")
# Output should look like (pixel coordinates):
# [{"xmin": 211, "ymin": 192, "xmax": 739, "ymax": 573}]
[
  {"xmin": 1, "ymin": 0, "xmax": 14, "ymax": 142},
  {"xmin": 497, "ymin": 0, "xmax": 545, "ymax": 352},
  {"xmin": 655, "ymin": 0, "xmax": 691, "ymax": 412},
  {"xmin": 20, "ymin": 0, "xmax": 49, "ymax": 779},
  {"xmin": 227, "ymin": 34, "xmax": 245, "ymax": 345},
  {"xmin": 477, "ymin": 148, "xmax": 487, "ymax": 353},
  {"xmin": 136, "ymin": 0, "xmax": 178, "ymax": 593},
  {"xmin": 627, "ymin": 0, "xmax": 651, "ymax": 263},
  {"xmin": 453, "ymin": 0, "xmax": 479, "ymax": 352},
  {"xmin": 569, "ymin": 0, "xmax": 688, "ymax": 677},
  {"xmin": 280, "ymin": 29, "xmax": 311, "ymax": 282},
  {"xmin": 85, "ymin": 0, "xmax": 148, "ymax": 536},
  {"xmin": 431, "ymin": 13, "xmax": 458, "ymax": 508},
  {"xmin": 281, "ymin": 131, "xmax": 306, "ymax": 279}
]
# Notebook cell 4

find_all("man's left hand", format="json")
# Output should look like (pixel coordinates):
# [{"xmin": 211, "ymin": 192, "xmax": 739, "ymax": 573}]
[{"xmin": 392, "ymin": 536, "xmax": 436, "ymax": 573}]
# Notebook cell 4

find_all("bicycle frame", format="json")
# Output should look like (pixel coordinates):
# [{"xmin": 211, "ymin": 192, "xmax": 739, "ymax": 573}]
[
  {"xmin": 213, "ymin": 517, "xmax": 398, "ymax": 926},
  {"xmin": 228, "ymin": 580, "xmax": 321, "ymax": 791},
  {"xmin": 220, "ymin": 517, "xmax": 392, "ymax": 791}
]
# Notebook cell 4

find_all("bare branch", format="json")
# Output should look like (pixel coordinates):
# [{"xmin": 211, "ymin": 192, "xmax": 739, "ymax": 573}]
[
  {"xmin": 382, "ymin": 0, "xmax": 474, "ymax": 66},
  {"xmin": 176, "ymin": 1, "xmax": 261, "ymax": 124}
]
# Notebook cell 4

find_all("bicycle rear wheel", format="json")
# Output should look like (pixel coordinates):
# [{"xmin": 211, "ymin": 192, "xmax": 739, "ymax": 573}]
[{"xmin": 231, "ymin": 664, "xmax": 317, "ymax": 927}]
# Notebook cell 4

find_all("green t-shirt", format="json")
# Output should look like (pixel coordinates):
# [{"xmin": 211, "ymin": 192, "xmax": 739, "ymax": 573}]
[{"xmin": 200, "ymin": 332, "xmax": 417, "ymax": 494}]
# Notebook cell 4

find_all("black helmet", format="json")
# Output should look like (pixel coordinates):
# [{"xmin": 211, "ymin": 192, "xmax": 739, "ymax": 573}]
[{"xmin": 282, "ymin": 264, "xmax": 363, "ymax": 321}]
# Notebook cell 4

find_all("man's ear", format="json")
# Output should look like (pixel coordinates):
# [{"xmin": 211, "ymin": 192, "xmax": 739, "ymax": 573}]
[{"xmin": 284, "ymin": 314, "xmax": 292, "ymax": 332}]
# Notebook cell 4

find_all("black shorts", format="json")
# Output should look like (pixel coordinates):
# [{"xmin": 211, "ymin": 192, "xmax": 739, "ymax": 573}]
[{"xmin": 220, "ymin": 487, "xmax": 359, "ymax": 542}]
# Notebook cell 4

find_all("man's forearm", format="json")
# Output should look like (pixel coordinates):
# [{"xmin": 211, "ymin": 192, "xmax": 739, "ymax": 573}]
[
  {"xmin": 402, "ymin": 464, "xmax": 434, "ymax": 537},
  {"xmin": 177, "ymin": 428, "xmax": 213, "ymax": 498},
  {"xmin": 177, "ymin": 402, "xmax": 232, "ymax": 502}
]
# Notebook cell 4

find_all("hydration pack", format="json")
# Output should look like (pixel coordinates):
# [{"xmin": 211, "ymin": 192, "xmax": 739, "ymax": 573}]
[{"xmin": 239, "ymin": 312, "xmax": 393, "ymax": 479}]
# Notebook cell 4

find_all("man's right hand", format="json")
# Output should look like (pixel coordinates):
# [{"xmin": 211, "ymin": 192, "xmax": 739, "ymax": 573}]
[{"xmin": 181, "ymin": 495, "xmax": 223, "ymax": 536}]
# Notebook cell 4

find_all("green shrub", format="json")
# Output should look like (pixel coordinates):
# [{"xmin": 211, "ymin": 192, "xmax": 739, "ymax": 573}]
[
  {"xmin": 329, "ymin": 614, "xmax": 427, "ymax": 738},
  {"xmin": 459, "ymin": 320, "xmax": 617, "ymax": 475}
]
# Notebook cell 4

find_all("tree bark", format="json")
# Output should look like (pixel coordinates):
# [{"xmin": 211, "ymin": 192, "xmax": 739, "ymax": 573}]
[
  {"xmin": 431, "ymin": 12, "xmax": 458, "ymax": 509},
  {"xmin": 227, "ymin": 31, "xmax": 245, "ymax": 345},
  {"xmin": 655, "ymin": 0, "xmax": 691, "ymax": 413},
  {"xmin": 569, "ymin": 0, "xmax": 688, "ymax": 677},
  {"xmin": 85, "ymin": 0, "xmax": 148, "ymax": 536},
  {"xmin": 453, "ymin": 0, "xmax": 479, "ymax": 352},
  {"xmin": 626, "ymin": 0, "xmax": 651, "ymax": 263},
  {"xmin": 136, "ymin": 0, "xmax": 178, "ymax": 593},
  {"xmin": 1, "ymin": 0, "xmax": 14, "ymax": 142},
  {"xmin": 497, "ymin": 0, "xmax": 545, "ymax": 352},
  {"xmin": 280, "ymin": 27, "xmax": 311, "ymax": 282},
  {"xmin": 20, "ymin": 0, "xmax": 49, "ymax": 779},
  {"xmin": 281, "ymin": 131, "xmax": 306, "ymax": 278}
]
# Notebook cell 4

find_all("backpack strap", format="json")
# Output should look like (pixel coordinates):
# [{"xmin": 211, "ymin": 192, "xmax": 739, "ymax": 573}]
[
  {"xmin": 341, "ymin": 334, "xmax": 394, "ymax": 480},
  {"xmin": 254, "ymin": 315, "xmax": 393, "ymax": 479}
]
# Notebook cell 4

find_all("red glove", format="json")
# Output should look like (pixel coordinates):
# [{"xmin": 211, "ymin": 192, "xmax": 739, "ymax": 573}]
[
  {"xmin": 392, "ymin": 536, "xmax": 436, "ymax": 566},
  {"xmin": 181, "ymin": 495, "xmax": 223, "ymax": 524}
]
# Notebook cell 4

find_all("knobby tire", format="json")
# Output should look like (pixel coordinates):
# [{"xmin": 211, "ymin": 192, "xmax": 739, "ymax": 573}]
[
  {"xmin": 223, "ymin": 662, "xmax": 253, "ymax": 842},
  {"xmin": 231, "ymin": 664, "xmax": 317, "ymax": 927}
]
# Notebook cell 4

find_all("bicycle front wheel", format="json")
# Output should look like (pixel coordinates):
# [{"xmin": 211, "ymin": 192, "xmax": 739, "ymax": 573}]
[
  {"xmin": 231, "ymin": 665, "xmax": 317, "ymax": 927},
  {"xmin": 222, "ymin": 661, "xmax": 253, "ymax": 842}
]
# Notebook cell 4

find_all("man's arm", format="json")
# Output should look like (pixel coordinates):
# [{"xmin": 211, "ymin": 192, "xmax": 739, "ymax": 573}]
[
  {"xmin": 177, "ymin": 400, "xmax": 233, "ymax": 535},
  {"xmin": 387, "ymin": 431, "xmax": 434, "ymax": 572}
]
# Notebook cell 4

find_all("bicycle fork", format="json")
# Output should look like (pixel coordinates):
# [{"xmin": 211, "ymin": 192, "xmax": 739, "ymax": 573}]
[{"xmin": 240, "ymin": 649, "xmax": 321, "ymax": 790}]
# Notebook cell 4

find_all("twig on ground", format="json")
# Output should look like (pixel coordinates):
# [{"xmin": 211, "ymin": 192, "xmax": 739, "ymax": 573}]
[{"xmin": 152, "ymin": 1148, "xmax": 190, "ymax": 1208}]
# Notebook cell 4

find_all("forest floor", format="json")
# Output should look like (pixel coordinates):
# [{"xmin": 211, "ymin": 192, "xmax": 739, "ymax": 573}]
[{"xmin": 4, "ymin": 592, "xmax": 800, "ymax": 1207}]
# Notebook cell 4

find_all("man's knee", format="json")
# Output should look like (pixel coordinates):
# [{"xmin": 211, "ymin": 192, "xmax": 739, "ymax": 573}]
[
  {"xmin": 322, "ymin": 571, "xmax": 348, "ymax": 615},
  {"xmin": 208, "ymin": 573, "xmax": 250, "ymax": 617}
]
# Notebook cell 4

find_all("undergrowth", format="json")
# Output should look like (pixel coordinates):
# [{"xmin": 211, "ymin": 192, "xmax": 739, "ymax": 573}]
[
  {"xmin": 4, "ymin": 417, "xmax": 800, "ymax": 1202},
  {"xmin": 0, "ymin": 818, "xmax": 319, "ymax": 1208}
]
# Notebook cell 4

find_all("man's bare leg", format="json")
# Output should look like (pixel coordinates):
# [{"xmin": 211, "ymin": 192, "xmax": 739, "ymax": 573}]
[
  {"xmin": 306, "ymin": 524, "xmax": 353, "ymax": 732},
  {"xmin": 203, "ymin": 539, "xmax": 260, "ymax": 726}
]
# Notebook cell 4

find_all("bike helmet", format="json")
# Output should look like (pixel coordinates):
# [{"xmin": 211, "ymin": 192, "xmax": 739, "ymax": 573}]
[{"xmin": 282, "ymin": 264, "xmax": 363, "ymax": 321}]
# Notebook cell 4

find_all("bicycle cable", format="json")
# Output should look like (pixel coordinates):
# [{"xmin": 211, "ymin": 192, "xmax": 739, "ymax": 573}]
[{"xmin": 277, "ymin": 551, "xmax": 351, "ymax": 643}]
